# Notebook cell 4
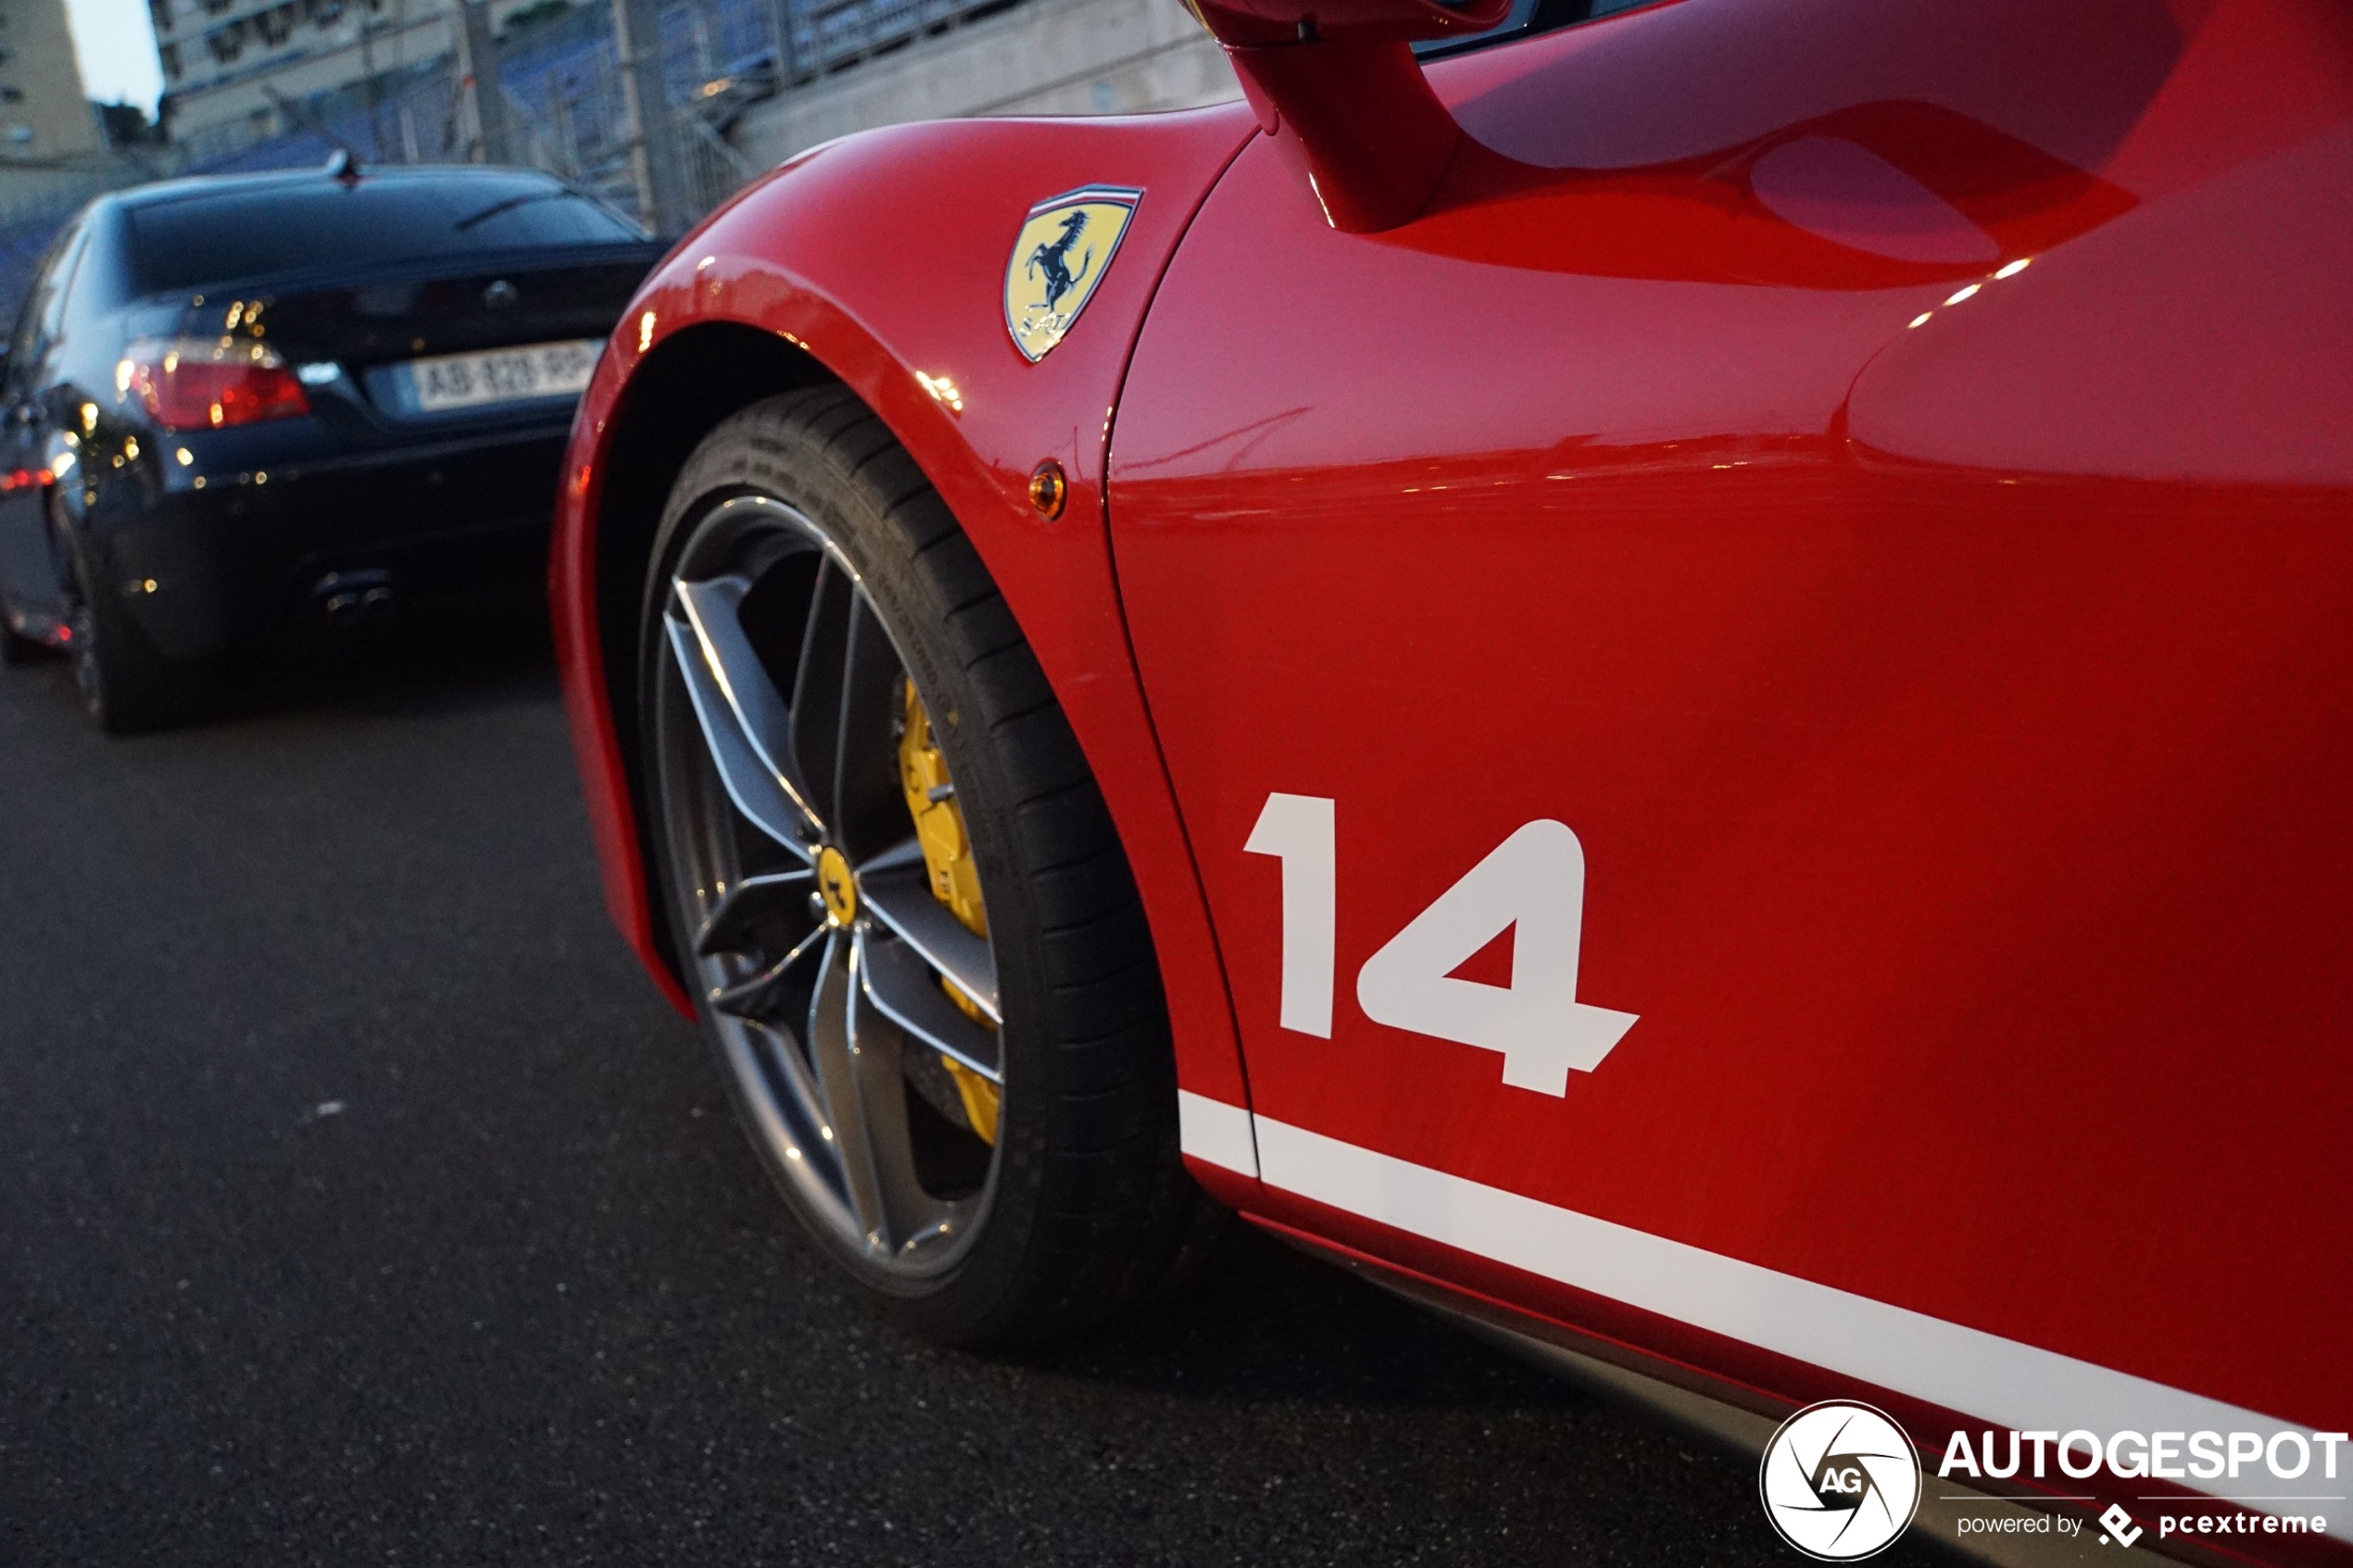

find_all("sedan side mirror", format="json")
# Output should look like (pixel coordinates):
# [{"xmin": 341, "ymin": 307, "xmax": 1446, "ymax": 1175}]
[{"xmin": 1187, "ymin": 0, "xmax": 1509, "ymax": 232}]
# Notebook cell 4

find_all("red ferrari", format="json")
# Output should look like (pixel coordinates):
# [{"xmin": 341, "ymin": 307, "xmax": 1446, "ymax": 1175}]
[{"xmin": 552, "ymin": 0, "xmax": 2352, "ymax": 1558}]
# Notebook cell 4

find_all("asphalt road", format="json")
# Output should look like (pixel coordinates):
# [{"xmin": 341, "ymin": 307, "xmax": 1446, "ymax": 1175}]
[{"xmin": 0, "ymin": 621, "xmax": 1945, "ymax": 1567}]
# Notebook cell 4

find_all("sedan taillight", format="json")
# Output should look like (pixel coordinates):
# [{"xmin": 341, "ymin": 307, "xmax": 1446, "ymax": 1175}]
[{"xmin": 119, "ymin": 338, "xmax": 310, "ymax": 431}]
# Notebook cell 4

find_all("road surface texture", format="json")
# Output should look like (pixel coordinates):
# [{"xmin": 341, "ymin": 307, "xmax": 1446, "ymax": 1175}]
[{"xmin": 0, "ymin": 622, "xmax": 1943, "ymax": 1566}]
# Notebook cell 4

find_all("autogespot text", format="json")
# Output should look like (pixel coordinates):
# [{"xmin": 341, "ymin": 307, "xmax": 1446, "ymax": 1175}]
[{"xmin": 1939, "ymin": 1426, "xmax": 2347, "ymax": 1540}]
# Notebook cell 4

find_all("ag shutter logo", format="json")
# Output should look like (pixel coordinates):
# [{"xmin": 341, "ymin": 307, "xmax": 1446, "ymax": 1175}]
[{"xmin": 1760, "ymin": 1401, "xmax": 1924, "ymax": 1561}]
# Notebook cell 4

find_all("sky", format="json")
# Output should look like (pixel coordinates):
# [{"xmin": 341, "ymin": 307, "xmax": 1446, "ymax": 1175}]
[{"xmin": 65, "ymin": 0, "xmax": 165, "ymax": 115}]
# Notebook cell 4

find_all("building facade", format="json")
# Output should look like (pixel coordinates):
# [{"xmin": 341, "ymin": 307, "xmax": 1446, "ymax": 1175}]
[{"xmin": 0, "ymin": 0, "xmax": 102, "ymax": 161}]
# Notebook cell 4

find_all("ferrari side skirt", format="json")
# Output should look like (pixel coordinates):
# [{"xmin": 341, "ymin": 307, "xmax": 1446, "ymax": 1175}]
[
  {"xmin": 1190, "ymin": 1107, "xmax": 2326, "ymax": 1547},
  {"xmin": 1295, "ymin": 1235, "xmax": 2131, "ymax": 1568}
]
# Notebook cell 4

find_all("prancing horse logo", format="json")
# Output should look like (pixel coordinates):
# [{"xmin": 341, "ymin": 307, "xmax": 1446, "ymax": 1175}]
[
  {"xmin": 1026, "ymin": 211, "xmax": 1094, "ymax": 316},
  {"xmin": 1004, "ymin": 185, "xmax": 1141, "ymax": 363}
]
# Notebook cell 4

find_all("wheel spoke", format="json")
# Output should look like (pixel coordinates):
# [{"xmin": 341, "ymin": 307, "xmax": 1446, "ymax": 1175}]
[
  {"xmin": 694, "ymin": 870, "xmax": 815, "ymax": 958},
  {"xmin": 833, "ymin": 596, "xmax": 912, "ymax": 856},
  {"xmin": 786, "ymin": 558, "xmax": 853, "ymax": 822},
  {"xmin": 854, "ymin": 857, "xmax": 1001, "ymax": 1024},
  {"xmin": 708, "ymin": 922, "xmax": 829, "ymax": 1023},
  {"xmin": 668, "ymin": 577, "xmax": 825, "ymax": 851},
  {"xmin": 806, "ymin": 933, "xmax": 892, "ymax": 1253},
  {"xmin": 855, "ymin": 834, "xmax": 928, "ymax": 875},
  {"xmin": 855, "ymin": 926, "xmax": 1001, "ymax": 1083},
  {"xmin": 843, "ymin": 938, "xmax": 958, "ymax": 1257}
]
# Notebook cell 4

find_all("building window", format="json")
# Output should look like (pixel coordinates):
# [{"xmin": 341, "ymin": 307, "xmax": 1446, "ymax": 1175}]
[
  {"xmin": 206, "ymin": 20, "xmax": 244, "ymax": 60},
  {"xmin": 0, "ymin": 88, "xmax": 19, "ymax": 103},
  {"xmin": 148, "ymin": 0, "xmax": 172, "ymax": 31},
  {"xmin": 159, "ymin": 41, "xmax": 182, "ymax": 75}
]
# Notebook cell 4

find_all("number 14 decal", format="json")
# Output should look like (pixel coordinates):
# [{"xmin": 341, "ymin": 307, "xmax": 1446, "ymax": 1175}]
[{"xmin": 1244, "ymin": 794, "xmax": 1638, "ymax": 1096}]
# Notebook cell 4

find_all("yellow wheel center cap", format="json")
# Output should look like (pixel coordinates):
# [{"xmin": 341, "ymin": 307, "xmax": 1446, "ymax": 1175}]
[{"xmin": 816, "ymin": 847, "xmax": 857, "ymax": 928}]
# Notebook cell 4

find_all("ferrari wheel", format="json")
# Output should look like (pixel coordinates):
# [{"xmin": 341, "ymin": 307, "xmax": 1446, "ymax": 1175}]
[{"xmin": 640, "ymin": 388, "xmax": 1214, "ymax": 1344}]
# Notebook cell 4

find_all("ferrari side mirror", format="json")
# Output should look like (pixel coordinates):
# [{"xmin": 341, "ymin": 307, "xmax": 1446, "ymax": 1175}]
[{"xmin": 1187, "ymin": 0, "xmax": 1509, "ymax": 232}]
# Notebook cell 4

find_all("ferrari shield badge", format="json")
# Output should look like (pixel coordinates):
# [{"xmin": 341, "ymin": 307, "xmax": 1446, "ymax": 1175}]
[{"xmin": 1004, "ymin": 185, "xmax": 1141, "ymax": 363}]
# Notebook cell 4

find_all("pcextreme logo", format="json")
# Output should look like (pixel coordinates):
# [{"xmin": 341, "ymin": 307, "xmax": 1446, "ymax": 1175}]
[{"xmin": 1759, "ymin": 1401, "xmax": 1923, "ymax": 1561}]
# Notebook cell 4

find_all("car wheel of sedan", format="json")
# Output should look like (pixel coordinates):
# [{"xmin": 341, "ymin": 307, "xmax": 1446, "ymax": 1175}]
[
  {"xmin": 639, "ymin": 387, "xmax": 1218, "ymax": 1344},
  {"xmin": 61, "ymin": 532, "xmax": 210, "ymax": 734}
]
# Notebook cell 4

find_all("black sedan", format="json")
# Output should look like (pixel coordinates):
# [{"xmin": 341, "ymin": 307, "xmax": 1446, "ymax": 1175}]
[{"xmin": 0, "ymin": 161, "xmax": 665, "ymax": 731}]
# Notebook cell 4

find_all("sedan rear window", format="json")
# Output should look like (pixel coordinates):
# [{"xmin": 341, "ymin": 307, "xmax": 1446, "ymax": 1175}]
[{"xmin": 125, "ymin": 177, "xmax": 646, "ymax": 295}]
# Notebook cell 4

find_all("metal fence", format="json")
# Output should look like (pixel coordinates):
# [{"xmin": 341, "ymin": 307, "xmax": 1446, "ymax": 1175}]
[
  {"xmin": 0, "ymin": 0, "xmax": 1018, "ymax": 320},
  {"xmin": 490, "ymin": 0, "xmax": 771, "ymax": 220},
  {"xmin": 181, "ymin": 0, "xmax": 1019, "ymax": 224}
]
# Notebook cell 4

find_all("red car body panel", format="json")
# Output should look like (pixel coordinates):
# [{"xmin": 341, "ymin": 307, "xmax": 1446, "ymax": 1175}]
[
  {"xmin": 1107, "ymin": 0, "xmax": 2352, "ymax": 1549},
  {"xmin": 552, "ymin": 107, "xmax": 1261, "ymax": 1098},
  {"xmin": 556, "ymin": 0, "xmax": 2352, "ymax": 1556}
]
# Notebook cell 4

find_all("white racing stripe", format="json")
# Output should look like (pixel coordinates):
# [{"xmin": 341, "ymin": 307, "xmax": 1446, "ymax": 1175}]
[
  {"xmin": 1241, "ymin": 1112, "xmax": 2337, "ymax": 1532},
  {"xmin": 1176, "ymin": 1090, "xmax": 1259, "ymax": 1178}
]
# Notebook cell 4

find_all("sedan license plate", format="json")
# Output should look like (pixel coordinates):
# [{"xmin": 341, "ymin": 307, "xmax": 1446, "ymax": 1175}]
[{"xmin": 406, "ymin": 339, "xmax": 601, "ymax": 412}]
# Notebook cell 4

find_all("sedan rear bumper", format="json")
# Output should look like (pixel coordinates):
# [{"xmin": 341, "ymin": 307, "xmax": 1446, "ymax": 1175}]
[{"xmin": 92, "ymin": 419, "xmax": 572, "ymax": 663}]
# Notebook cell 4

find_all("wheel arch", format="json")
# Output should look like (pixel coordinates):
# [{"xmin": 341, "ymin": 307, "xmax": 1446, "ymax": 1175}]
[
  {"xmin": 585, "ymin": 320, "xmax": 839, "ymax": 997},
  {"xmin": 554, "ymin": 108, "xmax": 1263, "ymax": 1143}
]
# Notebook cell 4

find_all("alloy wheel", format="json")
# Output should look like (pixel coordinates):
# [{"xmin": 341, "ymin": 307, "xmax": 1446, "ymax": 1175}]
[{"xmin": 650, "ymin": 494, "xmax": 1005, "ymax": 1281}]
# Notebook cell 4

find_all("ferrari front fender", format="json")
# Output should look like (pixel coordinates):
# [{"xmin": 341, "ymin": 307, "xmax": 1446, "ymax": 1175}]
[{"xmin": 552, "ymin": 104, "xmax": 1264, "ymax": 1135}]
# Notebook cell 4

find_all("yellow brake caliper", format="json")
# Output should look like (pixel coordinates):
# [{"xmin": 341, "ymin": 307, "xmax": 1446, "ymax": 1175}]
[{"xmin": 897, "ymin": 677, "xmax": 1000, "ymax": 1144}]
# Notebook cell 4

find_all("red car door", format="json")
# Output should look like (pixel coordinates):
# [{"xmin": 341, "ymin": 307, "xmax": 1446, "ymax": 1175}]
[{"xmin": 1108, "ymin": 0, "xmax": 2352, "ymax": 1511}]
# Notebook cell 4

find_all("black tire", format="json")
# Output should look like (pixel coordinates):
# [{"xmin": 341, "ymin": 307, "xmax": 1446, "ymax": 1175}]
[
  {"xmin": 638, "ymin": 386, "xmax": 1220, "ymax": 1344},
  {"xmin": 62, "ymin": 531, "xmax": 212, "ymax": 734}
]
